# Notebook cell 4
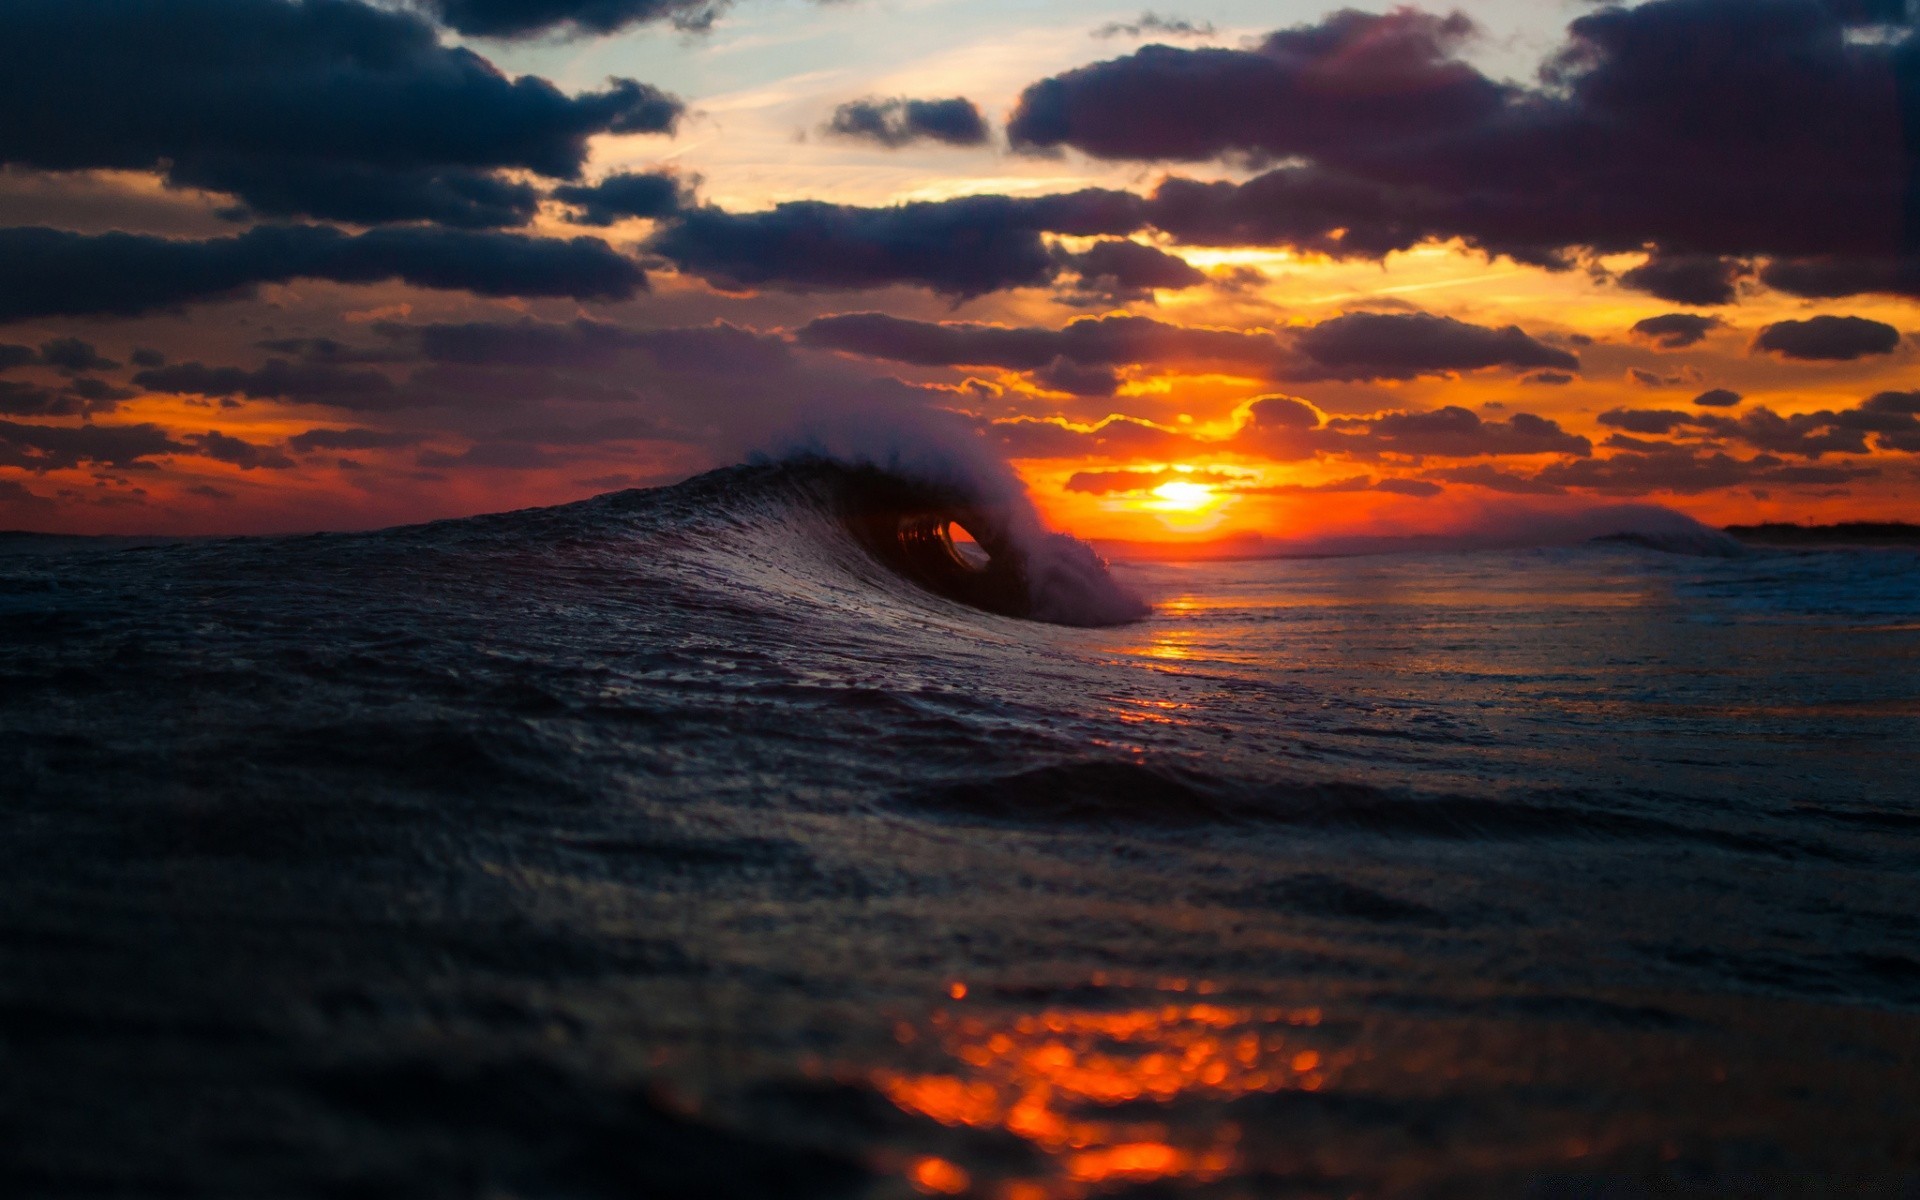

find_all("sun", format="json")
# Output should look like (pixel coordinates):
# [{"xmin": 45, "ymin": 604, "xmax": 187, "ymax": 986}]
[{"xmin": 1144, "ymin": 480, "xmax": 1218, "ymax": 513}]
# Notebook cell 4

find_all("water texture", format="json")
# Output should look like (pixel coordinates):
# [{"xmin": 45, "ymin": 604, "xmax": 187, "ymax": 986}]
[{"xmin": 3, "ymin": 462, "xmax": 1918, "ymax": 1197}]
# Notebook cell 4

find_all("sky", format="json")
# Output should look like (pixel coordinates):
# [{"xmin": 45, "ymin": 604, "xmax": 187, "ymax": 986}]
[{"xmin": 0, "ymin": 0, "xmax": 1917, "ymax": 541}]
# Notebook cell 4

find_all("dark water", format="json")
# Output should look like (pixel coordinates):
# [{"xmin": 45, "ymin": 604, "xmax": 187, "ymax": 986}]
[{"xmin": 3, "ymin": 462, "xmax": 1918, "ymax": 1198}]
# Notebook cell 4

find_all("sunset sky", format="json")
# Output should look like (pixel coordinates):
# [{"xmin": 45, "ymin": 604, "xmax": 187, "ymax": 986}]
[{"xmin": 2, "ymin": 0, "xmax": 1916, "ymax": 540}]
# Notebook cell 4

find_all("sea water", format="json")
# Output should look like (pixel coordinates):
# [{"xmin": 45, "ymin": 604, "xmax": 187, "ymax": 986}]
[{"xmin": 3, "ymin": 462, "xmax": 1917, "ymax": 1196}]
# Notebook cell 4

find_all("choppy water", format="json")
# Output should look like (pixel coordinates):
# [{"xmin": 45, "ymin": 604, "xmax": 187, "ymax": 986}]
[{"xmin": 3, "ymin": 461, "xmax": 1918, "ymax": 1197}]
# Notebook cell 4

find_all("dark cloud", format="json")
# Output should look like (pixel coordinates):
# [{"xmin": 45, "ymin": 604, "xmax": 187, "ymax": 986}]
[
  {"xmin": 1011, "ymin": 9, "xmax": 1504, "ymax": 163},
  {"xmin": 1236, "ymin": 396, "xmax": 1592, "ymax": 462},
  {"xmin": 0, "ymin": 225, "xmax": 645, "ymax": 321},
  {"xmin": 1063, "ymin": 466, "xmax": 1239, "ymax": 493},
  {"xmin": 1628, "ymin": 367, "xmax": 1688, "ymax": 388},
  {"xmin": 1617, "ymin": 255, "xmax": 1748, "ymax": 306},
  {"xmin": 1523, "ymin": 370, "xmax": 1575, "ymax": 385},
  {"xmin": 1060, "ymin": 240, "xmax": 1206, "ymax": 299},
  {"xmin": 1423, "ymin": 464, "xmax": 1567, "ymax": 494},
  {"xmin": 1865, "ymin": 390, "xmax": 1920, "ymax": 414},
  {"xmin": 1692, "ymin": 388, "xmax": 1744, "ymax": 407},
  {"xmin": 0, "ymin": 418, "xmax": 184, "ymax": 472},
  {"xmin": 1288, "ymin": 312, "xmax": 1579, "ymax": 381},
  {"xmin": 1752, "ymin": 315, "xmax": 1903, "ymax": 360},
  {"xmin": 797, "ymin": 312, "xmax": 1289, "ymax": 375},
  {"xmin": 1009, "ymin": 1, "xmax": 1916, "ymax": 292},
  {"xmin": 0, "ymin": 0, "xmax": 681, "ymax": 227},
  {"xmin": 0, "ymin": 477, "xmax": 54, "ymax": 511},
  {"xmin": 1317, "ymin": 407, "xmax": 1592, "ymax": 459},
  {"xmin": 1597, "ymin": 408, "xmax": 1699, "ymax": 435},
  {"xmin": 0, "ymin": 382, "xmax": 86, "ymax": 418},
  {"xmin": 188, "ymin": 430, "xmax": 295, "ymax": 471},
  {"xmin": 554, "ymin": 172, "xmax": 694, "ymax": 225},
  {"xmin": 1236, "ymin": 473, "xmax": 1445, "ymax": 497},
  {"xmin": 799, "ymin": 310, "xmax": 1574, "ymax": 382},
  {"xmin": 0, "ymin": 345, "xmax": 35, "ymax": 371},
  {"xmin": 1138, "ymin": 168, "xmax": 1447, "ymax": 261},
  {"xmin": 0, "ymin": 376, "xmax": 136, "ymax": 418},
  {"xmin": 129, "ymin": 348, "xmax": 166, "ymax": 368},
  {"xmin": 1597, "ymin": 395, "xmax": 1920, "ymax": 456},
  {"xmin": 394, "ymin": 317, "xmax": 792, "ymax": 375},
  {"xmin": 408, "ymin": 0, "xmax": 726, "ymax": 38},
  {"xmin": 1092, "ymin": 13, "xmax": 1218, "ymax": 39},
  {"xmin": 134, "ymin": 360, "xmax": 399, "ymax": 410},
  {"xmin": 38, "ymin": 338, "xmax": 120, "ymax": 373},
  {"xmin": 1032, "ymin": 358, "xmax": 1121, "ymax": 397},
  {"xmin": 1630, "ymin": 313, "xmax": 1722, "ymax": 349},
  {"xmin": 648, "ymin": 191, "xmax": 1142, "ymax": 298},
  {"xmin": 1373, "ymin": 477, "xmax": 1446, "ymax": 497},
  {"xmin": 826, "ymin": 97, "xmax": 991, "ymax": 148},
  {"xmin": 987, "ymin": 415, "xmax": 1202, "ymax": 460},
  {"xmin": 253, "ymin": 338, "xmax": 410, "ymax": 365},
  {"xmin": 1537, "ymin": 448, "xmax": 1879, "ymax": 495},
  {"xmin": 287, "ymin": 427, "xmax": 427, "ymax": 454},
  {"xmin": 1759, "ymin": 257, "xmax": 1920, "ymax": 300}
]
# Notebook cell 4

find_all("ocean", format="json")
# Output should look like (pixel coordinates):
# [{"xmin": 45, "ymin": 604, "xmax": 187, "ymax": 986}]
[{"xmin": 4, "ymin": 460, "xmax": 1918, "ymax": 1197}]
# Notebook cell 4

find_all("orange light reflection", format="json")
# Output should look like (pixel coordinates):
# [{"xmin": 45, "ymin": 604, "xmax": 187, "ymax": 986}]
[{"xmin": 876, "ymin": 985, "xmax": 1337, "ymax": 1198}]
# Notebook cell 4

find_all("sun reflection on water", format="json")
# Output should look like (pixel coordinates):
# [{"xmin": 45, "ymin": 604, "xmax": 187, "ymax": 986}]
[{"xmin": 877, "ymin": 982, "xmax": 1338, "ymax": 1197}]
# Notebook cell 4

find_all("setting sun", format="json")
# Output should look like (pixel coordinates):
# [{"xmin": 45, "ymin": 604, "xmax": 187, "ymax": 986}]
[{"xmin": 1146, "ymin": 480, "xmax": 1219, "ymax": 512}]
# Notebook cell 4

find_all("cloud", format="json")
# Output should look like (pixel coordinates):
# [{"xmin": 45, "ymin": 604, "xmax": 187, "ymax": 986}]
[
  {"xmin": 1032, "ymin": 358, "xmax": 1121, "ymax": 397},
  {"xmin": 648, "ymin": 191, "xmax": 1142, "ymax": 298},
  {"xmin": 1537, "ymin": 448, "xmax": 1879, "ymax": 495},
  {"xmin": 987, "ymin": 415, "xmax": 1202, "ymax": 460},
  {"xmin": 1864, "ymin": 390, "xmax": 1920, "ymax": 414},
  {"xmin": 798, "ymin": 311, "xmax": 1288, "ymax": 374},
  {"xmin": 1423, "ymin": 464, "xmax": 1567, "ymax": 495},
  {"xmin": 825, "ymin": 97, "xmax": 990, "ymax": 148},
  {"xmin": 1617, "ymin": 255, "xmax": 1748, "ymax": 306},
  {"xmin": 1011, "ymin": 9, "xmax": 1503, "ymax": 163},
  {"xmin": 393, "ymin": 317, "xmax": 792, "ymax": 375},
  {"xmin": 1629, "ymin": 313, "xmax": 1721, "ymax": 349},
  {"xmin": 1234, "ymin": 395, "xmax": 1592, "ymax": 462},
  {"xmin": 1092, "ymin": 13, "xmax": 1218, "ymax": 39},
  {"xmin": 0, "ymin": 0, "xmax": 681, "ymax": 227},
  {"xmin": 134, "ymin": 359, "xmax": 399, "ymax": 410},
  {"xmin": 553, "ymin": 171, "xmax": 694, "ymax": 225},
  {"xmin": 0, "ymin": 225, "xmax": 646, "ymax": 321},
  {"xmin": 1596, "ymin": 393, "xmax": 1920, "ymax": 456},
  {"xmin": 1316, "ymin": 406, "xmax": 1593, "ymax": 459},
  {"xmin": 188, "ymin": 430, "xmax": 295, "ymax": 471},
  {"xmin": 1752, "ymin": 314, "xmax": 1903, "ymax": 360},
  {"xmin": 407, "ymin": 0, "xmax": 728, "ymax": 38},
  {"xmin": 0, "ymin": 377, "xmax": 136, "ymax": 418},
  {"xmin": 798, "ymin": 309, "xmax": 1575, "ymax": 382},
  {"xmin": 287, "ymin": 427, "xmax": 427, "ymax": 454},
  {"xmin": 37, "ymin": 338, "xmax": 119, "ymax": 373},
  {"xmin": 1692, "ymin": 388, "xmax": 1743, "ymax": 407},
  {"xmin": 1062, "ymin": 466, "xmax": 1240, "ymax": 493},
  {"xmin": 1007, "ymin": 0, "xmax": 1915, "ymax": 293},
  {"xmin": 1237, "ymin": 473, "xmax": 1444, "ymax": 497},
  {"xmin": 0, "ymin": 418, "xmax": 185, "ymax": 472},
  {"xmin": 0, "ymin": 477, "xmax": 54, "ymax": 512},
  {"xmin": 1288, "ymin": 312, "xmax": 1579, "ymax": 381},
  {"xmin": 1759, "ymin": 256, "xmax": 1920, "ymax": 300},
  {"xmin": 1058, "ymin": 239, "xmax": 1207, "ymax": 300}
]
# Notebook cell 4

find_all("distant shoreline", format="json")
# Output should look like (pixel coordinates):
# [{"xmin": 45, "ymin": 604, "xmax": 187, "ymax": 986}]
[{"xmin": 1723, "ymin": 522, "xmax": 1920, "ymax": 547}]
